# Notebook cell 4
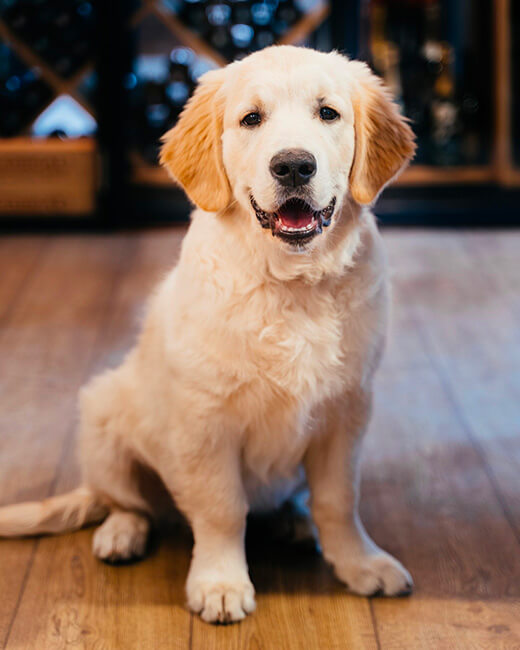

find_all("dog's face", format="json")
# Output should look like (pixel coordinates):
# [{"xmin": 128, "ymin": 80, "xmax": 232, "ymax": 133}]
[{"xmin": 161, "ymin": 46, "xmax": 415, "ymax": 253}]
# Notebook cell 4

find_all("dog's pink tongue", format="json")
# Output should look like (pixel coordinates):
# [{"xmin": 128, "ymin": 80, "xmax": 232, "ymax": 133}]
[{"xmin": 278, "ymin": 202, "xmax": 313, "ymax": 228}]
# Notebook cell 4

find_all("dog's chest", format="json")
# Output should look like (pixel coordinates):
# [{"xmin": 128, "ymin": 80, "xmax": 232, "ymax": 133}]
[
  {"xmin": 241, "ymin": 282, "xmax": 347, "ymax": 401},
  {"xmin": 222, "ymin": 282, "xmax": 353, "ymax": 479}
]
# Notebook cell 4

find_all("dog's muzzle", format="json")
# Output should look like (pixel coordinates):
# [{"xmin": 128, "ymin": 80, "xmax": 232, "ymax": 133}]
[{"xmin": 250, "ymin": 195, "xmax": 336, "ymax": 246}]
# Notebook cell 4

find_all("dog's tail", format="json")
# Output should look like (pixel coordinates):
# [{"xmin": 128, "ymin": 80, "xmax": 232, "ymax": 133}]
[{"xmin": 0, "ymin": 487, "xmax": 109, "ymax": 538}]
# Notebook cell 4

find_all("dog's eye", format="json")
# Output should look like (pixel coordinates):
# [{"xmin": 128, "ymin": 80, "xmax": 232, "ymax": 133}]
[
  {"xmin": 241, "ymin": 112, "xmax": 262, "ymax": 127},
  {"xmin": 319, "ymin": 106, "xmax": 339, "ymax": 121}
]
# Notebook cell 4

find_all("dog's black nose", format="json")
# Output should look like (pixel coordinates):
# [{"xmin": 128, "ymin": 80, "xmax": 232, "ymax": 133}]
[{"xmin": 270, "ymin": 149, "xmax": 317, "ymax": 187}]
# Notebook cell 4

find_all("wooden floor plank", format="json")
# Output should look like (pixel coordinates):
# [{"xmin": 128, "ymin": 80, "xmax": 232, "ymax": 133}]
[
  {"xmin": 4, "ymin": 228, "xmax": 193, "ymax": 650},
  {"xmin": 372, "ymin": 597, "xmax": 520, "ymax": 649},
  {"xmin": 0, "ymin": 234, "xmax": 131, "ymax": 647},
  {"xmin": 362, "ymin": 366, "xmax": 520, "ymax": 649},
  {"xmin": 0, "ymin": 237, "xmax": 47, "ymax": 324},
  {"xmin": 364, "ymin": 366, "xmax": 520, "ymax": 598},
  {"xmin": 0, "ymin": 237, "xmax": 50, "ymax": 645}
]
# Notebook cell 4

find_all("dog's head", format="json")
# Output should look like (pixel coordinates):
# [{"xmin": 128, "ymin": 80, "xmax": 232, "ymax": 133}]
[{"xmin": 161, "ymin": 46, "xmax": 415, "ymax": 252}]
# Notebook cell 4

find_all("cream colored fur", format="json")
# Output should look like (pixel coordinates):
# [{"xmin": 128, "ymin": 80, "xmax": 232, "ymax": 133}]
[{"xmin": 0, "ymin": 46, "xmax": 415, "ymax": 624}]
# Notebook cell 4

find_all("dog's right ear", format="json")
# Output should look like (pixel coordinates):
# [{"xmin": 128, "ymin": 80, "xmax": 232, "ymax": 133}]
[{"xmin": 160, "ymin": 68, "xmax": 231, "ymax": 213}]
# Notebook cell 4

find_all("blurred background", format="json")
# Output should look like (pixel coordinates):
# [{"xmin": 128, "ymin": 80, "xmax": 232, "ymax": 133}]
[{"xmin": 0, "ymin": 0, "xmax": 519, "ymax": 227}]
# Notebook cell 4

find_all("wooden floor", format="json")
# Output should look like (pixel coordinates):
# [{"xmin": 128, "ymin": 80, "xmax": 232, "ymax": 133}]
[{"xmin": 1, "ymin": 227, "xmax": 519, "ymax": 649}]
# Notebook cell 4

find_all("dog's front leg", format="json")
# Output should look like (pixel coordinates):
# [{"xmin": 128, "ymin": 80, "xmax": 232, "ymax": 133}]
[
  {"xmin": 305, "ymin": 388, "xmax": 413, "ymax": 596},
  {"xmin": 164, "ymin": 442, "xmax": 255, "ymax": 623}
]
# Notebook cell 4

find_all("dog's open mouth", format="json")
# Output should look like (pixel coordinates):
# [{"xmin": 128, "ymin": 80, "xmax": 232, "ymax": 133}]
[{"xmin": 250, "ymin": 196, "xmax": 336, "ymax": 245}]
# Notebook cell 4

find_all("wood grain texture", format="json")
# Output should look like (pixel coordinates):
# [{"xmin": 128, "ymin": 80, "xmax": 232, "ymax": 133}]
[{"xmin": 1, "ymin": 228, "xmax": 519, "ymax": 649}]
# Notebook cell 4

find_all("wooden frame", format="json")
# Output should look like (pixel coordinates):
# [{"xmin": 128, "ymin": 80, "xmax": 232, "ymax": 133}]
[{"xmin": 492, "ymin": 0, "xmax": 520, "ymax": 186}]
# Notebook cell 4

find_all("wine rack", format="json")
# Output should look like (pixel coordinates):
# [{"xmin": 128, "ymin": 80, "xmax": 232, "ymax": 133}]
[
  {"xmin": 127, "ymin": 0, "xmax": 520, "ymax": 205},
  {"xmin": 1, "ymin": 0, "xmax": 518, "ymax": 223},
  {"xmin": 0, "ymin": 0, "xmax": 97, "ymax": 217},
  {"xmin": 128, "ymin": 0, "xmax": 330, "ymax": 187}
]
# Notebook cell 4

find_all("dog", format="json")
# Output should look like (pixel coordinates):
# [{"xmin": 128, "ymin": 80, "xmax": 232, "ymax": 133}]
[{"xmin": 0, "ymin": 45, "xmax": 415, "ymax": 624}]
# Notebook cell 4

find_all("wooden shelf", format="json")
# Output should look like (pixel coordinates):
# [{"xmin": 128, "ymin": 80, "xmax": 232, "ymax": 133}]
[
  {"xmin": 396, "ymin": 165, "xmax": 495, "ymax": 186},
  {"xmin": 0, "ymin": 137, "xmax": 99, "ymax": 216},
  {"xmin": 0, "ymin": 137, "xmax": 95, "ymax": 152}
]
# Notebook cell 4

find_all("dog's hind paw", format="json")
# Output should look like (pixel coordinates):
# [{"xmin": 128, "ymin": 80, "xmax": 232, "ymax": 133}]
[{"xmin": 92, "ymin": 511, "xmax": 150, "ymax": 563}]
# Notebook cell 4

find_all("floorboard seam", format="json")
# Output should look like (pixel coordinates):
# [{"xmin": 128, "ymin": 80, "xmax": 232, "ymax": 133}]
[
  {"xmin": 188, "ymin": 613, "xmax": 194, "ymax": 650},
  {"xmin": 2, "ymin": 540, "xmax": 39, "ymax": 650},
  {"xmin": 368, "ymin": 600, "xmax": 382, "ymax": 650}
]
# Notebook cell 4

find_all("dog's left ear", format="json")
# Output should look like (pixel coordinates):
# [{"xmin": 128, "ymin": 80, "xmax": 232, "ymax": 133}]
[
  {"xmin": 348, "ymin": 61, "xmax": 416, "ymax": 205},
  {"xmin": 160, "ymin": 68, "xmax": 231, "ymax": 213}
]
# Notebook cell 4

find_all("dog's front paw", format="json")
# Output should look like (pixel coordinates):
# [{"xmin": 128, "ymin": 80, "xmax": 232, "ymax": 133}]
[
  {"xmin": 335, "ymin": 552, "xmax": 413, "ymax": 597},
  {"xmin": 187, "ymin": 579, "xmax": 256, "ymax": 624}
]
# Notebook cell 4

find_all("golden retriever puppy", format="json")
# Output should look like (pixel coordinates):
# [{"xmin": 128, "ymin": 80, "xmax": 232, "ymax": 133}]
[{"xmin": 0, "ymin": 45, "xmax": 415, "ymax": 624}]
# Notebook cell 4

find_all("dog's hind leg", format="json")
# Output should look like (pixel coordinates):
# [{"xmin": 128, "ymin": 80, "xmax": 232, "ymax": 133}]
[
  {"xmin": 78, "ymin": 371, "xmax": 161, "ymax": 562},
  {"xmin": 81, "ymin": 441, "xmax": 155, "ymax": 563},
  {"xmin": 83, "ymin": 452, "xmax": 154, "ymax": 563}
]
